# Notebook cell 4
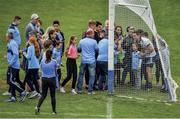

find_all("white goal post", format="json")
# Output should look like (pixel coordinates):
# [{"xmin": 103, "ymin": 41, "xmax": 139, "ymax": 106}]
[{"xmin": 108, "ymin": 0, "xmax": 178, "ymax": 102}]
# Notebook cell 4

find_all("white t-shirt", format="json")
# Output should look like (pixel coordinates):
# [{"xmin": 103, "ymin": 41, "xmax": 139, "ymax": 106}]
[{"xmin": 140, "ymin": 37, "xmax": 156, "ymax": 57}]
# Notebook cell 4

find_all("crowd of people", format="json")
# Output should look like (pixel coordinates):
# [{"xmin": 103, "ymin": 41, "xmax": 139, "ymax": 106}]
[{"xmin": 2, "ymin": 13, "xmax": 166, "ymax": 114}]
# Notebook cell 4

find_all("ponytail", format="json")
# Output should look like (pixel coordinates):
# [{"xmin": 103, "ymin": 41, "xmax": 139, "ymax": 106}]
[
  {"xmin": 45, "ymin": 50, "xmax": 52, "ymax": 63},
  {"xmin": 65, "ymin": 35, "xmax": 76, "ymax": 57}
]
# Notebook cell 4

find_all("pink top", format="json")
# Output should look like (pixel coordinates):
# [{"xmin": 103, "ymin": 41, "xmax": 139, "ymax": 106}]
[{"xmin": 67, "ymin": 44, "xmax": 78, "ymax": 59}]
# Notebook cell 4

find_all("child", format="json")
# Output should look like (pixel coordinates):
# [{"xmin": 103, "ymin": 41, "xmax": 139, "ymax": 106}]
[
  {"xmin": 23, "ymin": 36, "xmax": 41, "ymax": 99},
  {"xmin": 60, "ymin": 36, "xmax": 78, "ymax": 94},
  {"xmin": 132, "ymin": 43, "xmax": 142, "ymax": 89},
  {"xmin": 41, "ymin": 39, "xmax": 52, "ymax": 61},
  {"xmin": 35, "ymin": 50, "xmax": 58, "ymax": 114},
  {"xmin": 52, "ymin": 41, "xmax": 63, "ymax": 89},
  {"xmin": 5, "ymin": 32, "xmax": 27, "ymax": 102}
]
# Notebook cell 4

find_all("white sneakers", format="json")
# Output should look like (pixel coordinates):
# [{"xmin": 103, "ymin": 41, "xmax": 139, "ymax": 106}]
[
  {"xmin": 52, "ymin": 112, "xmax": 57, "ymax": 115},
  {"xmin": 28, "ymin": 91, "xmax": 39, "ymax": 99},
  {"xmin": 2, "ymin": 91, "xmax": 11, "ymax": 96},
  {"xmin": 60, "ymin": 88, "xmax": 95, "ymax": 95},
  {"xmin": 60, "ymin": 87, "xmax": 66, "ymax": 93},
  {"xmin": 71, "ymin": 89, "xmax": 77, "ymax": 95},
  {"xmin": 87, "ymin": 92, "xmax": 95, "ymax": 95},
  {"xmin": 5, "ymin": 96, "xmax": 16, "ymax": 102},
  {"xmin": 60, "ymin": 87, "xmax": 77, "ymax": 95},
  {"xmin": 35, "ymin": 106, "xmax": 40, "ymax": 115}
]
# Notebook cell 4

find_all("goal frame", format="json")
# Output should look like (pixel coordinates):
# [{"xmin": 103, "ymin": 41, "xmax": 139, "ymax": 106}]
[{"xmin": 108, "ymin": 0, "xmax": 178, "ymax": 102}]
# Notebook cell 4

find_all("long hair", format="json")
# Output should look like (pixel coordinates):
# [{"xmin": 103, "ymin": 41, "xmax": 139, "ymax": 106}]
[
  {"xmin": 45, "ymin": 49, "xmax": 52, "ymax": 63},
  {"xmin": 29, "ymin": 36, "xmax": 40, "ymax": 58},
  {"xmin": 65, "ymin": 36, "xmax": 76, "ymax": 57},
  {"xmin": 115, "ymin": 25, "xmax": 123, "ymax": 36},
  {"xmin": 48, "ymin": 29, "xmax": 56, "ymax": 40},
  {"xmin": 43, "ymin": 39, "xmax": 52, "ymax": 50},
  {"xmin": 42, "ymin": 26, "xmax": 54, "ymax": 41}
]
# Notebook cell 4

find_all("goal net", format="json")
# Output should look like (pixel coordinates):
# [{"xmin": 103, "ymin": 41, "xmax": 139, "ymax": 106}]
[{"xmin": 108, "ymin": 0, "xmax": 178, "ymax": 102}]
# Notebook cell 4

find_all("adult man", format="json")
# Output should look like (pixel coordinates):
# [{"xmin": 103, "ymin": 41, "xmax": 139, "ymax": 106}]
[
  {"xmin": 7, "ymin": 16, "xmax": 22, "ymax": 47},
  {"xmin": 77, "ymin": 28, "xmax": 98, "ymax": 94},
  {"xmin": 121, "ymin": 26, "xmax": 135, "ymax": 85},
  {"xmin": 96, "ymin": 30, "xmax": 108, "ymax": 90},
  {"xmin": 82, "ymin": 19, "xmax": 97, "ymax": 39},
  {"xmin": 81, "ymin": 19, "xmax": 98, "ymax": 89},
  {"xmin": 95, "ymin": 21, "xmax": 103, "ymax": 43},
  {"xmin": 103, "ymin": 19, "xmax": 109, "ymax": 39},
  {"xmin": 132, "ymin": 29, "xmax": 156, "ymax": 90},
  {"xmin": 53, "ymin": 20, "xmax": 65, "ymax": 56},
  {"xmin": 25, "ymin": 13, "xmax": 40, "ymax": 41},
  {"xmin": 5, "ymin": 32, "xmax": 27, "ymax": 102},
  {"xmin": 3, "ymin": 16, "xmax": 24, "ymax": 96}
]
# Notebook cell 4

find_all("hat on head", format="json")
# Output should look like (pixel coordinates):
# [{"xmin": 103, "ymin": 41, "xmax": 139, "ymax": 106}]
[{"xmin": 31, "ymin": 13, "xmax": 39, "ymax": 20}]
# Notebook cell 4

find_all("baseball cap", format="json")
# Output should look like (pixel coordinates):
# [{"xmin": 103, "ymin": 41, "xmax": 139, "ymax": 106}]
[{"xmin": 31, "ymin": 13, "xmax": 39, "ymax": 20}]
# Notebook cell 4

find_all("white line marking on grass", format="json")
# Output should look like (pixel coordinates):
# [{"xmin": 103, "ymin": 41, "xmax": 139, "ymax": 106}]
[
  {"xmin": 106, "ymin": 97, "xmax": 112, "ymax": 119},
  {"xmin": 0, "ymin": 111, "xmax": 105, "ymax": 118},
  {"xmin": 62, "ymin": 112, "xmax": 105, "ymax": 117},
  {"xmin": 135, "ymin": 97, "xmax": 148, "ymax": 101},
  {"xmin": 165, "ymin": 103, "xmax": 172, "ymax": 106},
  {"xmin": 115, "ymin": 95, "xmax": 170, "ymax": 104},
  {"xmin": 118, "ymin": 95, "xmax": 133, "ymax": 99}
]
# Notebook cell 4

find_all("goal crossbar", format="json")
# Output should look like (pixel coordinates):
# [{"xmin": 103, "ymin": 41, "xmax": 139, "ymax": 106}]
[{"xmin": 115, "ymin": 3, "xmax": 148, "ymax": 9}]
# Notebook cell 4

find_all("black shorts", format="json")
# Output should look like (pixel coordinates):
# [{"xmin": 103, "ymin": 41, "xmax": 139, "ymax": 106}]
[
  {"xmin": 144, "ymin": 57, "xmax": 154, "ymax": 65},
  {"xmin": 144, "ymin": 57, "xmax": 154, "ymax": 68}
]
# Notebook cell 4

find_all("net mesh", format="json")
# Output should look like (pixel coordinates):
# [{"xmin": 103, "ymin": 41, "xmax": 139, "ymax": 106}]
[{"xmin": 113, "ymin": 0, "xmax": 178, "ymax": 101}]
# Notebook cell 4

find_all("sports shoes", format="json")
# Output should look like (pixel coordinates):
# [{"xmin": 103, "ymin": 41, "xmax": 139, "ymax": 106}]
[
  {"xmin": 60, "ymin": 87, "xmax": 66, "ymax": 93},
  {"xmin": 28, "ymin": 91, "xmax": 38, "ymax": 99},
  {"xmin": 160, "ymin": 86, "xmax": 168, "ymax": 93},
  {"xmin": 2, "ymin": 91, "xmax": 11, "ymax": 96},
  {"xmin": 35, "ymin": 106, "xmax": 40, "ymax": 115},
  {"xmin": 37, "ymin": 93, "xmax": 41, "ymax": 99},
  {"xmin": 87, "ymin": 91, "xmax": 95, "ymax": 95},
  {"xmin": 145, "ymin": 82, "xmax": 152, "ymax": 91},
  {"xmin": 147, "ymin": 88, "xmax": 152, "ymax": 91},
  {"xmin": 19, "ymin": 91, "xmax": 27, "ymax": 102},
  {"xmin": 52, "ymin": 112, "xmax": 57, "ymax": 115},
  {"xmin": 77, "ymin": 90, "xmax": 82, "ymax": 94},
  {"xmin": 5, "ymin": 97, "xmax": 16, "ymax": 102},
  {"xmin": 26, "ymin": 91, "xmax": 30, "ymax": 96},
  {"xmin": 71, "ymin": 89, "xmax": 77, "ymax": 95}
]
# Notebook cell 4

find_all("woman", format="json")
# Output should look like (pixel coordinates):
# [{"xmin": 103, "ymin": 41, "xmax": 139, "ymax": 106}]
[
  {"xmin": 114, "ymin": 25, "xmax": 124, "ymax": 85},
  {"xmin": 35, "ymin": 50, "xmax": 57, "ymax": 114},
  {"xmin": 60, "ymin": 36, "xmax": 78, "ymax": 94},
  {"xmin": 23, "ymin": 36, "xmax": 41, "ymax": 99}
]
